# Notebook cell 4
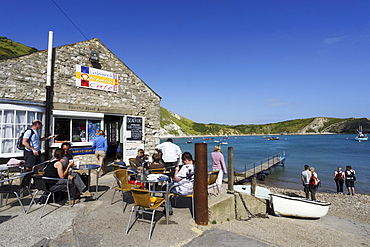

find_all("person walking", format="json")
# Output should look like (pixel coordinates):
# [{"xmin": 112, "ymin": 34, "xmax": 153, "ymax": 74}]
[
  {"xmin": 22, "ymin": 119, "xmax": 57, "ymax": 171},
  {"xmin": 301, "ymin": 165, "xmax": 312, "ymax": 200},
  {"xmin": 334, "ymin": 167, "xmax": 345, "ymax": 194},
  {"xmin": 210, "ymin": 145, "xmax": 227, "ymax": 195},
  {"xmin": 92, "ymin": 130, "xmax": 108, "ymax": 176},
  {"xmin": 345, "ymin": 165, "xmax": 356, "ymax": 195}
]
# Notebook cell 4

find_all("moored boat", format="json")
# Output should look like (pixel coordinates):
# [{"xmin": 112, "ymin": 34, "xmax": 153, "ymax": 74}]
[
  {"xmin": 355, "ymin": 125, "xmax": 368, "ymax": 141},
  {"xmin": 269, "ymin": 193, "xmax": 331, "ymax": 218},
  {"xmin": 267, "ymin": 136, "xmax": 280, "ymax": 140}
]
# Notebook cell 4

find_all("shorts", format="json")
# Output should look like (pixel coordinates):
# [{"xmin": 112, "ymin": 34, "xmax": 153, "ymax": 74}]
[
  {"xmin": 95, "ymin": 151, "xmax": 106, "ymax": 159},
  {"xmin": 345, "ymin": 180, "xmax": 355, "ymax": 188},
  {"xmin": 23, "ymin": 150, "xmax": 41, "ymax": 168}
]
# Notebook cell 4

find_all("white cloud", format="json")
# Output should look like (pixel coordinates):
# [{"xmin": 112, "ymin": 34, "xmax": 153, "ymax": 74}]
[{"xmin": 322, "ymin": 36, "xmax": 347, "ymax": 45}]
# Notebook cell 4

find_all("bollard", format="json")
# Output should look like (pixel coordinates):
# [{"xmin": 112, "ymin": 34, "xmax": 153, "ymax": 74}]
[
  {"xmin": 194, "ymin": 143, "xmax": 208, "ymax": 225},
  {"xmin": 227, "ymin": 147, "xmax": 234, "ymax": 193}
]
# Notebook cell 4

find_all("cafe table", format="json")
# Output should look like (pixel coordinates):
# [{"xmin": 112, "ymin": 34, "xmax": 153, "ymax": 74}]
[
  {"xmin": 138, "ymin": 174, "xmax": 170, "ymax": 224},
  {"xmin": 72, "ymin": 164, "xmax": 100, "ymax": 200}
]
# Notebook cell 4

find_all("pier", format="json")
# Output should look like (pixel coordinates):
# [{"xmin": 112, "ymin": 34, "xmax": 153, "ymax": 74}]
[{"xmin": 231, "ymin": 151, "xmax": 285, "ymax": 184}]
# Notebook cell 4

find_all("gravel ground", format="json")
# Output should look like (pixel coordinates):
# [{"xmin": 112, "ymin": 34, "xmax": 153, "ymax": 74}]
[{"xmin": 212, "ymin": 186, "xmax": 370, "ymax": 246}]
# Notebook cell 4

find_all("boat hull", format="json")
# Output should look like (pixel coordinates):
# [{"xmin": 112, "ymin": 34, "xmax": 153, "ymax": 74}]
[{"xmin": 269, "ymin": 193, "xmax": 330, "ymax": 218}]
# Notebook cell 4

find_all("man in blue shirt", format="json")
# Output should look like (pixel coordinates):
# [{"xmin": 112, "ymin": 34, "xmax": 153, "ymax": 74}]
[{"xmin": 22, "ymin": 120, "xmax": 57, "ymax": 171}]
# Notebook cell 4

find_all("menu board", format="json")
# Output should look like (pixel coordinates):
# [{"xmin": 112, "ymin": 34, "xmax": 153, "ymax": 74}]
[{"xmin": 126, "ymin": 116, "xmax": 143, "ymax": 140}]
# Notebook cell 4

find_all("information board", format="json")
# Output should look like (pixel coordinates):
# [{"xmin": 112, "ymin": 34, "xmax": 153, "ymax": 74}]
[{"xmin": 126, "ymin": 116, "xmax": 143, "ymax": 141}]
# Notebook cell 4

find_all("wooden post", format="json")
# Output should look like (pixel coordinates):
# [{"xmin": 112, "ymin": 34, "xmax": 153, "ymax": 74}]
[
  {"xmin": 251, "ymin": 176, "xmax": 256, "ymax": 197},
  {"xmin": 227, "ymin": 147, "xmax": 234, "ymax": 193},
  {"xmin": 194, "ymin": 143, "xmax": 208, "ymax": 225}
]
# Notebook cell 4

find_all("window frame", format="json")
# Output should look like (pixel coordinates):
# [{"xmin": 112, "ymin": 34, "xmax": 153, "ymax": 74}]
[
  {"xmin": 0, "ymin": 104, "xmax": 45, "ymax": 158},
  {"xmin": 52, "ymin": 110, "xmax": 104, "ymax": 147}
]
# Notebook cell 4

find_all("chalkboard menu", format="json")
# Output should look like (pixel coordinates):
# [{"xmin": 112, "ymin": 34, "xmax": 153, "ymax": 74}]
[{"xmin": 126, "ymin": 116, "xmax": 143, "ymax": 140}]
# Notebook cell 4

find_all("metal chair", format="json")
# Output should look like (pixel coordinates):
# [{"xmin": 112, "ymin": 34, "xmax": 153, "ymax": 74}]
[
  {"xmin": 27, "ymin": 175, "xmax": 71, "ymax": 218},
  {"xmin": 128, "ymin": 158, "xmax": 138, "ymax": 169},
  {"xmin": 126, "ymin": 188, "xmax": 165, "ymax": 240},
  {"xmin": 0, "ymin": 172, "xmax": 33, "ymax": 213},
  {"xmin": 168, "ymin": 180, "xmax": 195, "ymax": 219},
  {"xmin": 208, "ymin": 170, "xmax": 220, "ymax": 197},
  {"xmin": 111, "ymin": 169, "xmax": 136, "ymax": 212},
  {"xmin": 148, "ymin": 168, "xmax": 165, "ymax": 174}
]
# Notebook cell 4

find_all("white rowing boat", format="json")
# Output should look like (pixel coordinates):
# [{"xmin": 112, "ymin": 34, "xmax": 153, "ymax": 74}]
[{"xmin": 269, "ymin": 193, "xmax": 330, "ymax": 218}]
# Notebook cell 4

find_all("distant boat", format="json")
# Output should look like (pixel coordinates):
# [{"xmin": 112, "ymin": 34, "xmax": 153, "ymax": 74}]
[
  {"xmin": 220, "ymin": 141, "xmax": 228, "ymax": 145},
  {"xmin": 214, "ymin": 140, "xmax": 219, "ymax": 143},
  {"xmin": 355, "ymin": 125, "xmax": 368, "ymax": 141},
  {"xmin": 267, "ymin": 136, "xmax": 280, "ymax": 140},
  {"xmin": 202, "ymin": 137, "xmax": 210, "ymax": 140},
  {"xmin": 269, "ymin": 193, "xmax": 331, "ymax": 218},
  {"xmin": 223, "ymin": 136, "xmax": 229, "ymax": 139},
  {"xmin": 186, "ymin": 138, "xmax": 192, "ymax": 144}
]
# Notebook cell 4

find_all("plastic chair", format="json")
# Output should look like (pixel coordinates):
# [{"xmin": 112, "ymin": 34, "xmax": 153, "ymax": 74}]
[
  {"xmin": 27, "ymin": 175, "xmax": 71, "ymax": 218},
  {"xmin": 0, "ymin": 172, "xmax": 33, "ymax": 213},
  {"xmin": 208, "ymin": 170, "xmax": 220, "ymax": 197},
  {"xmin": 126, "ymin": 188, "xmax": 165, "ymax": 240},
  {"xmin": 111, "ymin": 169, "xmax": 136, "ymax": 212},
  {"xmin": 168, "ymin": 180, "xmax": 195, "ymax": 219}
]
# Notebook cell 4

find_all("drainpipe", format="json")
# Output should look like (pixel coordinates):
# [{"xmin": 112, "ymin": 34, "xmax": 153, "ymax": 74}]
[{"xmin": 45, "ymin": 31, "xmax": 53, "ymax": 160}]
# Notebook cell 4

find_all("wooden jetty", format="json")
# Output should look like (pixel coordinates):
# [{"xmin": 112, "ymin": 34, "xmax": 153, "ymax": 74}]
[{"xmin": 230, "ymin": 151, "xmax": 285, "ymax": 184}]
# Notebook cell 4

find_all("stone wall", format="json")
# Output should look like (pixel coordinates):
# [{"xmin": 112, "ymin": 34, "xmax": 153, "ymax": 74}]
[{"xmin": 0, "ymin": 38, "xmax": 161, "ymax": 151}]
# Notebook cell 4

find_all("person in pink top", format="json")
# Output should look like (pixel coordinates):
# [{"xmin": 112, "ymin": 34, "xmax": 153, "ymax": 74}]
[{"xmin": 210, "ymin": 145, "xmax": 227, "ymax": 195}]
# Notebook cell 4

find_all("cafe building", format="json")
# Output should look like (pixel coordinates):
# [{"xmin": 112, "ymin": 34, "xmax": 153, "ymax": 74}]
[{"xmin": 0, "ymin": 37, "xmax": 161, "ymax": 164}]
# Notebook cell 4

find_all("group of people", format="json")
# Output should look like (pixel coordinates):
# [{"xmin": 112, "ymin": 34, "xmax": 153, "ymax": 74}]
[
  {"xmin": 334, "ymin": 165, "xmax": 356, "ymax": 195},
  {"xmin": 302, "ymin": 164, "xmax": 357, "ymax": 201}
]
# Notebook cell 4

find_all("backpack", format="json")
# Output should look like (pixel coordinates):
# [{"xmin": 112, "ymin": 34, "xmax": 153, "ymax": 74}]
[
  {"xmin": 310, "ymin": 172, "xmax": 320, "ymax": 186},
  {"xmin": 335, "ymin": 171, "xmax": 344, "ymax": 180},
  {"xmin": 17, "ymin": 128, "xmax": 35, "ymax": 150}
]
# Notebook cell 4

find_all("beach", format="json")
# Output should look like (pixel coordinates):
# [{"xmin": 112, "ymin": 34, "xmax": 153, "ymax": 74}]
[{"xmin": 207, "ymin": 186, "xmax": 370, "ymax": 246}]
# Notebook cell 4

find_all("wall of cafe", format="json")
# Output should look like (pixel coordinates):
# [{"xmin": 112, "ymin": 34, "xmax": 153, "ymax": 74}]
[{"xmin": 0, "ymin": 38, "xmax": 161, "ymax": 160}]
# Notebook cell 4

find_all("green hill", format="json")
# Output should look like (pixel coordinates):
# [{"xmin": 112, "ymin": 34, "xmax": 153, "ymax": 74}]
[
  {"xmin": 160, "ymin": 107, "xmax": 370, "ymax": 136},
  {"xmin": 0, "ymin": 37, "xmax": 38, "ymax": 60}
]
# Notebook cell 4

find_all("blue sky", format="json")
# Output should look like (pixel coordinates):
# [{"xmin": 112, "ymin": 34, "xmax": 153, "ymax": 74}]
[{"xmin": 2, "ymin": 0, "xmax": 369, "ymax": 124}]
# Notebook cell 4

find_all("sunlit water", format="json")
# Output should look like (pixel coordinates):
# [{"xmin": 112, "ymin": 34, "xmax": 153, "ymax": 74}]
[{"xmin": 164, "ymin": 134, "xmax": 369, "ymax": 195}]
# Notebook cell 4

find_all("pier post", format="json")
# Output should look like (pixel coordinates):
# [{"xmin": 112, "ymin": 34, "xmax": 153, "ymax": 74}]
[
  {"xmin": 227, "ymin": 147, "xmax": 234, "ymax": 193},
  {"xmin": 251, "ymin": 176, "xmax": 256, "ymax": 196},
  {"xmin": 194, "ymin": 143, "xmax": 208, "ymax": 225}
]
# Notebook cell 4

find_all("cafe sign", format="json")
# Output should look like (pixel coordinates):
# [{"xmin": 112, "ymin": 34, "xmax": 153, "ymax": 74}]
[{"xmin": 76, "ymin": 65, "xmax": 119, "ymax": 92}]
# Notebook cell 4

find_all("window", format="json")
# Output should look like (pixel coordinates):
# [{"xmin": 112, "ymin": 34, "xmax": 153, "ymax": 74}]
[
  {"xmin": 0, "ymin": 105, "xmax": 44, "ymax": 157},
  {"xmin": 54, "ymin": 118, "xmax": 102, "ymax": 143}
]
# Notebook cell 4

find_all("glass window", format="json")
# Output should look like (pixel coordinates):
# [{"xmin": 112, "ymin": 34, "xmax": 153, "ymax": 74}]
[
  {"xmin": 54, "ymin": 118, "xmax": 102, "ymax": 143},
  {"xmin": 0, "ymin": 108, "xmax": 44, "ymax": 156}
]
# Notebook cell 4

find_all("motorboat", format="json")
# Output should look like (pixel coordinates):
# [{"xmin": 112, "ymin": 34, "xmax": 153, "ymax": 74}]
[
  {"xmin": 267, "ymin": 136, "xmax": 280, "ymax": 140},
  {"xmin": 355, "ymin": 125, "xmax": 368, "ymax": 141},
  {"xmin": 269, "ymin": 193, "xmax": 331, "ymax": 218},
  {"xmin": 219, "ymin": 141, "xmax": 228, "ymax": 145},
  {"xmin": 234, "ymin": 185, "xmax": 271, "ymax": 200}
]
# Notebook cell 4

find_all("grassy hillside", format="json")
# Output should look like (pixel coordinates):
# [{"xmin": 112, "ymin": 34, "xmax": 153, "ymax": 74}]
[
  {"xmin": 0, "ymin": 37, "xmax": 38, "ymax": 60},
  {"xmin": 161, "ymin": 107, "xmax": 370, "ymax": 136}
]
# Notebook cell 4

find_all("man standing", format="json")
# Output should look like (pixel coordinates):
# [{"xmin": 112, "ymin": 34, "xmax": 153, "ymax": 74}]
[
  {"xmin": 155, "ymin": 138, "xmax": 182, "ymax": 168},
  {"xmin": 22, "ymin": 120, "xmax": 57, "ymax": 171},
  {"xmin": 301, "ymin": 165, "xmax": 312, "ymax": 199}
]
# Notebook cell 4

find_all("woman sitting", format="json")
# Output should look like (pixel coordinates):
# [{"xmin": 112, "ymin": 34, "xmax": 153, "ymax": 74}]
[
  {"xmin": 146, "ymin": 153, "xmax": 165, "ymax": 171},
  {"xmin": 43, "ymin": 148, "xmax": 92, "ymax": 204}
]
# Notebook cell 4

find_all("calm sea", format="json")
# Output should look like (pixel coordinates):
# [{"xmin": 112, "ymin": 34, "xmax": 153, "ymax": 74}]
[{"xmin": 164, "ymin": 134, "xmax": 370, "ymax": 195}]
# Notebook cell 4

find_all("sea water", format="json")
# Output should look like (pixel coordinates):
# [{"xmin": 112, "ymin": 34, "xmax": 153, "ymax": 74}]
[{"xmin": 165, "ymin": 134, "xmax": 370, "ymax": 195}]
